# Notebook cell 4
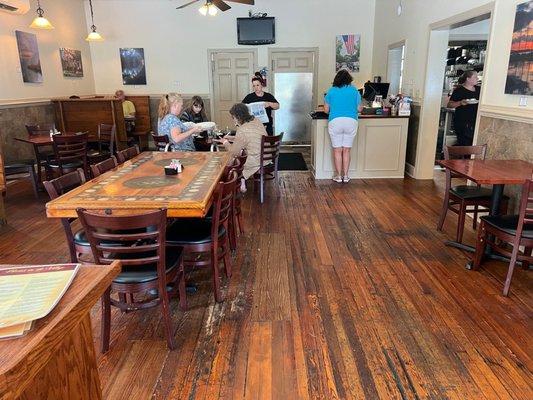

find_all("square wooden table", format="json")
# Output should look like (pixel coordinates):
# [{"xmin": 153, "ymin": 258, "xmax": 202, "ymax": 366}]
[
  {"xmin": 46, "ymin": 151, "xmax": 230, "ymax": 218},
  {"xmin": 437, "ymin": 159, "xmax": 533, "ymax": 267}
]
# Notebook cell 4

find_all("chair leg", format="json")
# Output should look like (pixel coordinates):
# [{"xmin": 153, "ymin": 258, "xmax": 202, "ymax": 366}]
[
  {"xmin": 100, "ymin": 287, "xmax": 111, "ymax": 353},
  {"xmin": 28, "ymin": 164, "xmax": 39, "ymax": 199},
  {"xmin": 456, "ymin": 202, "xmax": 467, "ymax": 244},
  {"xmin": 522, "ymin": 247, "xmax": 532, "ymax": 270},
  {"xmin": 260, "ymin": 173, "xmax": 264, "ymax": 204},
  {"xmin": 211, "ymin": 245, "xmax": 223, "ymax": 302},
  {"xmin": 472, "ymin": 205, "xmax": 478, "ymax": 230},
  {"xmin": 503, "ymin": 244, "xmax": 521, "ymax": 297},
  {"xmin": 158, "ymin": 276, "xmax": 175, "ymax": 350},
  {"xmin": 437, "ymin": 191, "xmax": 450, "ymax": 231},
  {"xmin": 236, "ymin": 210, "xmax": 244, "ymax": 235},
  {"xmin": 472, "ymin": 222, "xmax": 487, "ymax": 270},
  {"xmin": 178, "ymin": 261, "xmax": 187, "ymax": 311}
]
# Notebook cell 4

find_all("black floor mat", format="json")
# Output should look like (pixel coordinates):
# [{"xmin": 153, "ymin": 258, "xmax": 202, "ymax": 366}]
[{"xmin": 278, "ymin": 153, "xmax": 308, "ymax": 171}]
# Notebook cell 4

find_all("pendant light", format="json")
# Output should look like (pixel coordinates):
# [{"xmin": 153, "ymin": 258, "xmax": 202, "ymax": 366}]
[
  {"xmin": 86, "ymin": 0, "xmax": 104, "ymax": 42},
  {"xmin": 30, "ymin": 0, "xmax": 54, "ymax": 30},
  {"xmin": 198, "ymin": 1, "xmax": 217, "ymax": 17},
  {"xmin": 208, "ymin": 3, "xmax": 218, "ymax": 16},
  {"xmin": 198, "ymin": 2, "xmax": 208, "ymax": 15}
]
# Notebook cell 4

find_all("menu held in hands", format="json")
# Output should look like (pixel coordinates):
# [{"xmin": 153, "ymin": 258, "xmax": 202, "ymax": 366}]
[{"xmin": 0, "ymin": 263, "xmax": 80, "ymax": 339}]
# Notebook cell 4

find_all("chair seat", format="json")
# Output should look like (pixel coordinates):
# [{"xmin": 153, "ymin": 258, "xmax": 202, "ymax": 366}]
[
  {"xmin": 110, "ymin": 248, "xmax": 183, "ymax": 284},
  {"xmin": 481, "ymin": 215, "xmax": 533, "ymax": 239},
  {"xmin": 449, "ymin": 185, "xmax": 494, "ymax": 200},
  {"xmin": 5, "ymin": 159, "xmax": 35, "ymax": 169},
  {"xmin": 48, "ymin": 160, "xmax": 84, "ymax": 169},
  {"xmin": 166, "ymin": 218, "xmax": 225, "ymax": 245}
]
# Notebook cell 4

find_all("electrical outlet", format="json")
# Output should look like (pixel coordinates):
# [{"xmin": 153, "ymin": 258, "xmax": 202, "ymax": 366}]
[{"xmin": 519, "ymin": 96, "xmax": 527, "ymax": 107}]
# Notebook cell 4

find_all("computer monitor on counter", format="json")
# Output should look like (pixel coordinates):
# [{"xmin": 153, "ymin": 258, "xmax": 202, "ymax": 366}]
[{"xmin": 363, "ymin": 82, "xmax": 390, "ymax": 101}]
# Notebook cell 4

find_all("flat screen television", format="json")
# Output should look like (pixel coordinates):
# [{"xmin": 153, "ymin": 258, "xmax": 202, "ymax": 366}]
[{"xmin": 237, "ymin": 17, "xmax": 275, "ymax": 45}]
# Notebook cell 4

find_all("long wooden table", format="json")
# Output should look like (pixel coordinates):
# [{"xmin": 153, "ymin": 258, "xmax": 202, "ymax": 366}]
[
  {"xmin": 437, "ymin": 159, "xmax": 533, "ymax": 267},
  {"xmin": 46, "ymin": 151, "xmax": 230, "ymax": 218},
  {"xmin": 0, "ymin": 262, "xmax": 120, "ymax": 400}
]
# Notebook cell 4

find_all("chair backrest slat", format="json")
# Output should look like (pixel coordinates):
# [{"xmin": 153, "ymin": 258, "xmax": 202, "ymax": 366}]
[
  {"xmin": 91, "ymin": 156, "xmax": 118, "ymax": 177},
  {"xmin": 211, "ymin": 170, "xmax": 238, "ymax": 238},
  {"xmin": 260, "ymin": 133, "xmax": 283, "ymax": 165},
  {"xmin": 152, "ymin": 133, "xmax": 170, "ymax": 151},
  {"xmin": 52, "ymin": 132, "xmax": 89, "ymax": 175},
  {"xmin": 117, "ymin": 145, "xmax": 140, "ymax": 163}
]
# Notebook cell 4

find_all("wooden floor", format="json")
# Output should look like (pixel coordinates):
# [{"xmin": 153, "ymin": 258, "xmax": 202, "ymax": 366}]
[{"xmin": 1, "ymin": 172, "xmax": 532, "ymax": 399}]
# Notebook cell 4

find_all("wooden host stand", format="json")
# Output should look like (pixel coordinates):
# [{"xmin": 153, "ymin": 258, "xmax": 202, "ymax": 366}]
[
  {"xmin": 0, "ymin": 262, "xmax": 120, "ymax": 400},
  {"xmin": 51, "ymin": 96, "xmax": 151, "ymax": 150}
]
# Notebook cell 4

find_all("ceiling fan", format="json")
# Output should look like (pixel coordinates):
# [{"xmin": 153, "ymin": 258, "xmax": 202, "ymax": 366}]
[{"xmin": 177, "ymin": 0, "xmax": 255, "ymax": 15}]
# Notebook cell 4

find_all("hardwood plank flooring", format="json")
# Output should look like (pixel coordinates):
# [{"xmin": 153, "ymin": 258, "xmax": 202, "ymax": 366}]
[{"xmin": 0, "ymin": 172, "xmax": 531, "ymax": 399}]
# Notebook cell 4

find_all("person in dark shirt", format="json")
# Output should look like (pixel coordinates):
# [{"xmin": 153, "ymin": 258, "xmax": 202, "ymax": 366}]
[
  {"xmin": 242, "ymin": 72, "xmax": 279, "ymax": 135},
  {"xmin": 447, "ymin": 71, "xmax": 481, "ymax": 146},
  {"xmin": 180, "ymin": 96, "xmax": 209, "ymax": 151}
]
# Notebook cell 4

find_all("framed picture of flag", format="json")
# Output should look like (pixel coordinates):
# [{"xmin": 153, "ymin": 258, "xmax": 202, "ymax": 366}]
[{"xmin": 336, "ymin": 34, "xmax": 361, "ymax": 73}]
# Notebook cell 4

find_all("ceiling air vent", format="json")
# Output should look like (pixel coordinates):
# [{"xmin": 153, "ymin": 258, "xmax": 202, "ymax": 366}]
[{"xmin": 0, "ymin": 0, "xmax": 30, "ymax": 14}]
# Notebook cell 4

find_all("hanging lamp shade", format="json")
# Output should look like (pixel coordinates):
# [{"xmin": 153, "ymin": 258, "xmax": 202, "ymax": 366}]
[
  {"xmin": 30, "ymin": 0, "xmax": 54, "ymax": 30},
  {"xmin": 86, "ymin": 0, "xmax": 104, "ymax": 41}
]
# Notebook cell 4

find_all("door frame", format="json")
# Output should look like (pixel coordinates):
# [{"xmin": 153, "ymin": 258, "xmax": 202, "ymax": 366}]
[
  {"xmin": 207, "ymin": 48, "xmax": 258, "ymax": 124},
  {"xmin": 267, "ymin": 47, "xmax": 319, "ymax": 109}
]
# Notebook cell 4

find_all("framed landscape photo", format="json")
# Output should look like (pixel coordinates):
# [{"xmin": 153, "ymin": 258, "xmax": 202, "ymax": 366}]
[
  {"xmin": 59, "ymin": 48, "xmax": 83, "ymax": 77},
  {"xmin": 505, "ymin": 0, "xmax": 533, "ymax": 95},
  {"xmin": 119, "ymin": 48, "xmax": 147, "ymax": 85},
  {"xmin": 336, "ymin": 34, "xmax": 361, "ymax": 73},
  {"xmin": 15, "ymin": 30, "xmax": 43, "ymax": 83}
]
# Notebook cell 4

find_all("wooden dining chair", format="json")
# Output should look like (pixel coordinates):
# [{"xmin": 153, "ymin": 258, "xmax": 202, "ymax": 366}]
[
  {"xmin": 49, "ymin": 132, "xmax": 89, "ymax": 178},
  {"xmin": 227, "ymin": 149, "xmax": 248, "ymax": 252},
  {"xmin": 116, "ymin": 145, "xmax": 141, "ymax": 163},
  {"xmin": 88, "ymin": 124, "xmax": 116, "ymax": 163},
  {"xmin": 437, "ymin": 145, "xmax": 508, "ymax": 243},
  {"xmin": 151, "ymin": 133, "xmax": 172, "ymax": 151},
  {"xmin": 166, "ymin": 170, "xmax": 238, "ymax": 303},
  {"xmin": 43, "ymin": 168, "xmax": 92, "ymax": 263},
  {"xmin": 253, "ymin": 132, "xmax": 284, "ymax": 204},
  {"xmin": 77, "ymin": 208, "xmax": 186, "ymax": 352},
  {"xmin": 472, "ymin": 178, "xmax": 533, "ymax": 296},
  {"xmin": 90, "ymin": 155, "xmax": 118, "ymax": 178}
]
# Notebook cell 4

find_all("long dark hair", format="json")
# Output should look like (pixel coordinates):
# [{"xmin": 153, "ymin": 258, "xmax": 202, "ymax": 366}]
[
  {"xmin": 182, "ymin": 95, "xmax": 207, "ymax": 121},
  {"xmin": 252, "ymin": 72, "xmax": 265, "ymax": 87},
  {"xmin": 332, "ymin": 69, "xmax": 353, "ymax": 88},
  {"xmin": 458, "ymin": 70, "xmax": 477, "ymax": 85},
  {"xmin": 229, "ymin": 103, "xmax": 254, "ymax": 125}
]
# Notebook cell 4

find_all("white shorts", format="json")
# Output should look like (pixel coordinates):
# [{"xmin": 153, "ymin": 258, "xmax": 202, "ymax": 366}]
[{"xmin": 328, "ymin": 117, "xmax": 358, "ymax": 148}]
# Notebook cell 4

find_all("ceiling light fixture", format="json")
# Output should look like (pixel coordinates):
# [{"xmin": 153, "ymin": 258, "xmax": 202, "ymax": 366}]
[
  {"xmin": 30, "ymin": 0, "xmax": 54, "ymax": 30},
  {"xmin": 397, "ymin": 0, "xmax": 403, "ymax": 16},
  {"xmin": 86, "ymin": 0, "xmax": 104, "ymax": 41},
  {"xmin": 199, "ymin": 1, "xmax": 218, "ymax": 17}
]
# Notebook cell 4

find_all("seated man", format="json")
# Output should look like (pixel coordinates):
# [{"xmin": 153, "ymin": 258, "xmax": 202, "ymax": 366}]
[{"xmin": 115, "ymin": 90, "xmax": 136, "ymax": 118}]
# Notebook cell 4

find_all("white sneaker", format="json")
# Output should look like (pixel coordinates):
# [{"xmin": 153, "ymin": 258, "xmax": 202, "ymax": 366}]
[
  {"xmin": 332, "ymin": 175, "xmax": 343, "ymax": 183},
  {"xmin": 343, "ymin": 176, "xmax": 350, "ymax": 183}
]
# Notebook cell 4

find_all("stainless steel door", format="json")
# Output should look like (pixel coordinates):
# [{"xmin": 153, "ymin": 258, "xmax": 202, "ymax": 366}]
[{"xmin": 274, "ymin": 72, "xmax": 313, "ymax": 143}]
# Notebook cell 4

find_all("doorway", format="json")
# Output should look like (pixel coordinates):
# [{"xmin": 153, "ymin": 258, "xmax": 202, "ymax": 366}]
[
  {"xmin": 387, "ymin": 41, "xmax": 405, "ymax": 97},
  {"xmin": 208, "ymin": 49, "xmax": 257, "ymax": 129},
  {"xmin": 268, "ymin": 48, "xmax": 318, "ymax": 144}
]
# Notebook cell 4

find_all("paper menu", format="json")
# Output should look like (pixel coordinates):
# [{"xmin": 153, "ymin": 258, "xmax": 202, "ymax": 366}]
[
  {"xmin": 0, "ymin": 264, "xmax": 80, "ymax": 329},
  {"xmin": 246, "ymin": 102, "xmax": 269, "ymax": 124}
]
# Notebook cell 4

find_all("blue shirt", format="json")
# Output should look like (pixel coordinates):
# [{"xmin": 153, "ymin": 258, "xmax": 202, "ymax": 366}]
[
  {"xmin": 157, "ymin": 114, "xmax": 195, "ymax": 151},
  {"xmin": 325, "ymin": 85, "xmax": 361, "ymax": 121}
]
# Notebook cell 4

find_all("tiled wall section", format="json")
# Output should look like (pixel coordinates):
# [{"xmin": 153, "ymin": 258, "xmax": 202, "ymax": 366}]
[
  {"xmin": 0, "ymin": 103, "xmax": 55, "ymax": 163},
  {"xmin": 477, "ymin": 115, "xmax": 533, "ymax": 211}
]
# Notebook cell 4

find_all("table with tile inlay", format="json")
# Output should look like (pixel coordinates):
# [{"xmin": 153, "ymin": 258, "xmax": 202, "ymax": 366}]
[{"xmin": 46, "ymin": 151, "xmax": 230, "ymax": 218}]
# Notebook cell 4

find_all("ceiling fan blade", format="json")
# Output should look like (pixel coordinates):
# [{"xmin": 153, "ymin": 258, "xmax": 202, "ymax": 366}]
[
  {"xmin": 213, "ymin": 0, "xmax": 231, "ymax": 12},
  {"xmin": 226, "ymin": 0, "xmax": 255, "ymax": 5},
  {"xmin": 176, "ymin": 0, "xmax": 200, "ymax": 10}
]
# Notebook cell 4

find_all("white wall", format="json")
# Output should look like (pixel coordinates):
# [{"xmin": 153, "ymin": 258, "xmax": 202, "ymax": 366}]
[
  {"xmin": 372, "ymin": 0, "xmax": 533, "ymax": 110},
  {"xmin": 0, "ymin": 0, "xmax": 95, "ymax": 104},
  {"xmin": 85, "ymin": 0, "xmax": 376, "ymax": 97}
]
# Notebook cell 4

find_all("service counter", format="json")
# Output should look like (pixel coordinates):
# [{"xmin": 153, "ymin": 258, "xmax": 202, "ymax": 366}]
[{"xmin": 310, "ymin": 114, "xmax": 409, "ymax": 179}]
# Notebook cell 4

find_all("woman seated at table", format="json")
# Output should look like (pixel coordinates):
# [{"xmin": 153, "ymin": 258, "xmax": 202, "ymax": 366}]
[
  {"xmin": 158, "ymin": 93, "xmax": 200, "ymax": 151},
  {"xmin": 219, "ymin": 103, "xmax": 267, "ymax": 192},
  {"xmin": 180, "ymin": 96, "xmax": 210, "ymax": 151}
]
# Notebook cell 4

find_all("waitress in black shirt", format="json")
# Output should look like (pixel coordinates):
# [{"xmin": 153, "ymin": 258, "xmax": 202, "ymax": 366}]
[
  {"xmin": 447, "ymin": 71, "xmax": 481, "ymax": 146},
  {"xmin": 242, "ymin": 72, "xmax": 279, "ymax": 135}
]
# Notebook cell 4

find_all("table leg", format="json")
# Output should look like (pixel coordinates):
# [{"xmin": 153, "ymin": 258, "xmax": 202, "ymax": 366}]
[{"xmin": 33, "ymin": 144, "xmax": 44, "ymax": 189}]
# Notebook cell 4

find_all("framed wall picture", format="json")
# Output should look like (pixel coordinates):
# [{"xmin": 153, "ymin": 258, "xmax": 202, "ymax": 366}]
[
  {"xmin": 119, "ymin": 48, "xmax": 147, "ymax": 85},
  {"xmin": 15, "ymin": 31, "xmax": 43, "ymax": 83},
  {"xmin": 505, "ymin": 0, "xmax": 533, "ymax": 95},
  {"xmin": 336, "ymin": 34, "xmax": 361, "ymax": 73},
  {"xmin": 59, "ymin": 48, "xmax": 84, "ymax": 77}
]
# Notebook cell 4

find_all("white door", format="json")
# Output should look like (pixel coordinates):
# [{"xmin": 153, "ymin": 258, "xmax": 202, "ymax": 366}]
[
  {"xmin": 270, "ymin": 50, "xmax": 317, "ymax": 143},
  {"xmin": 210, "ymin": 51, "xmax": 255, "ymax": 129}
]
